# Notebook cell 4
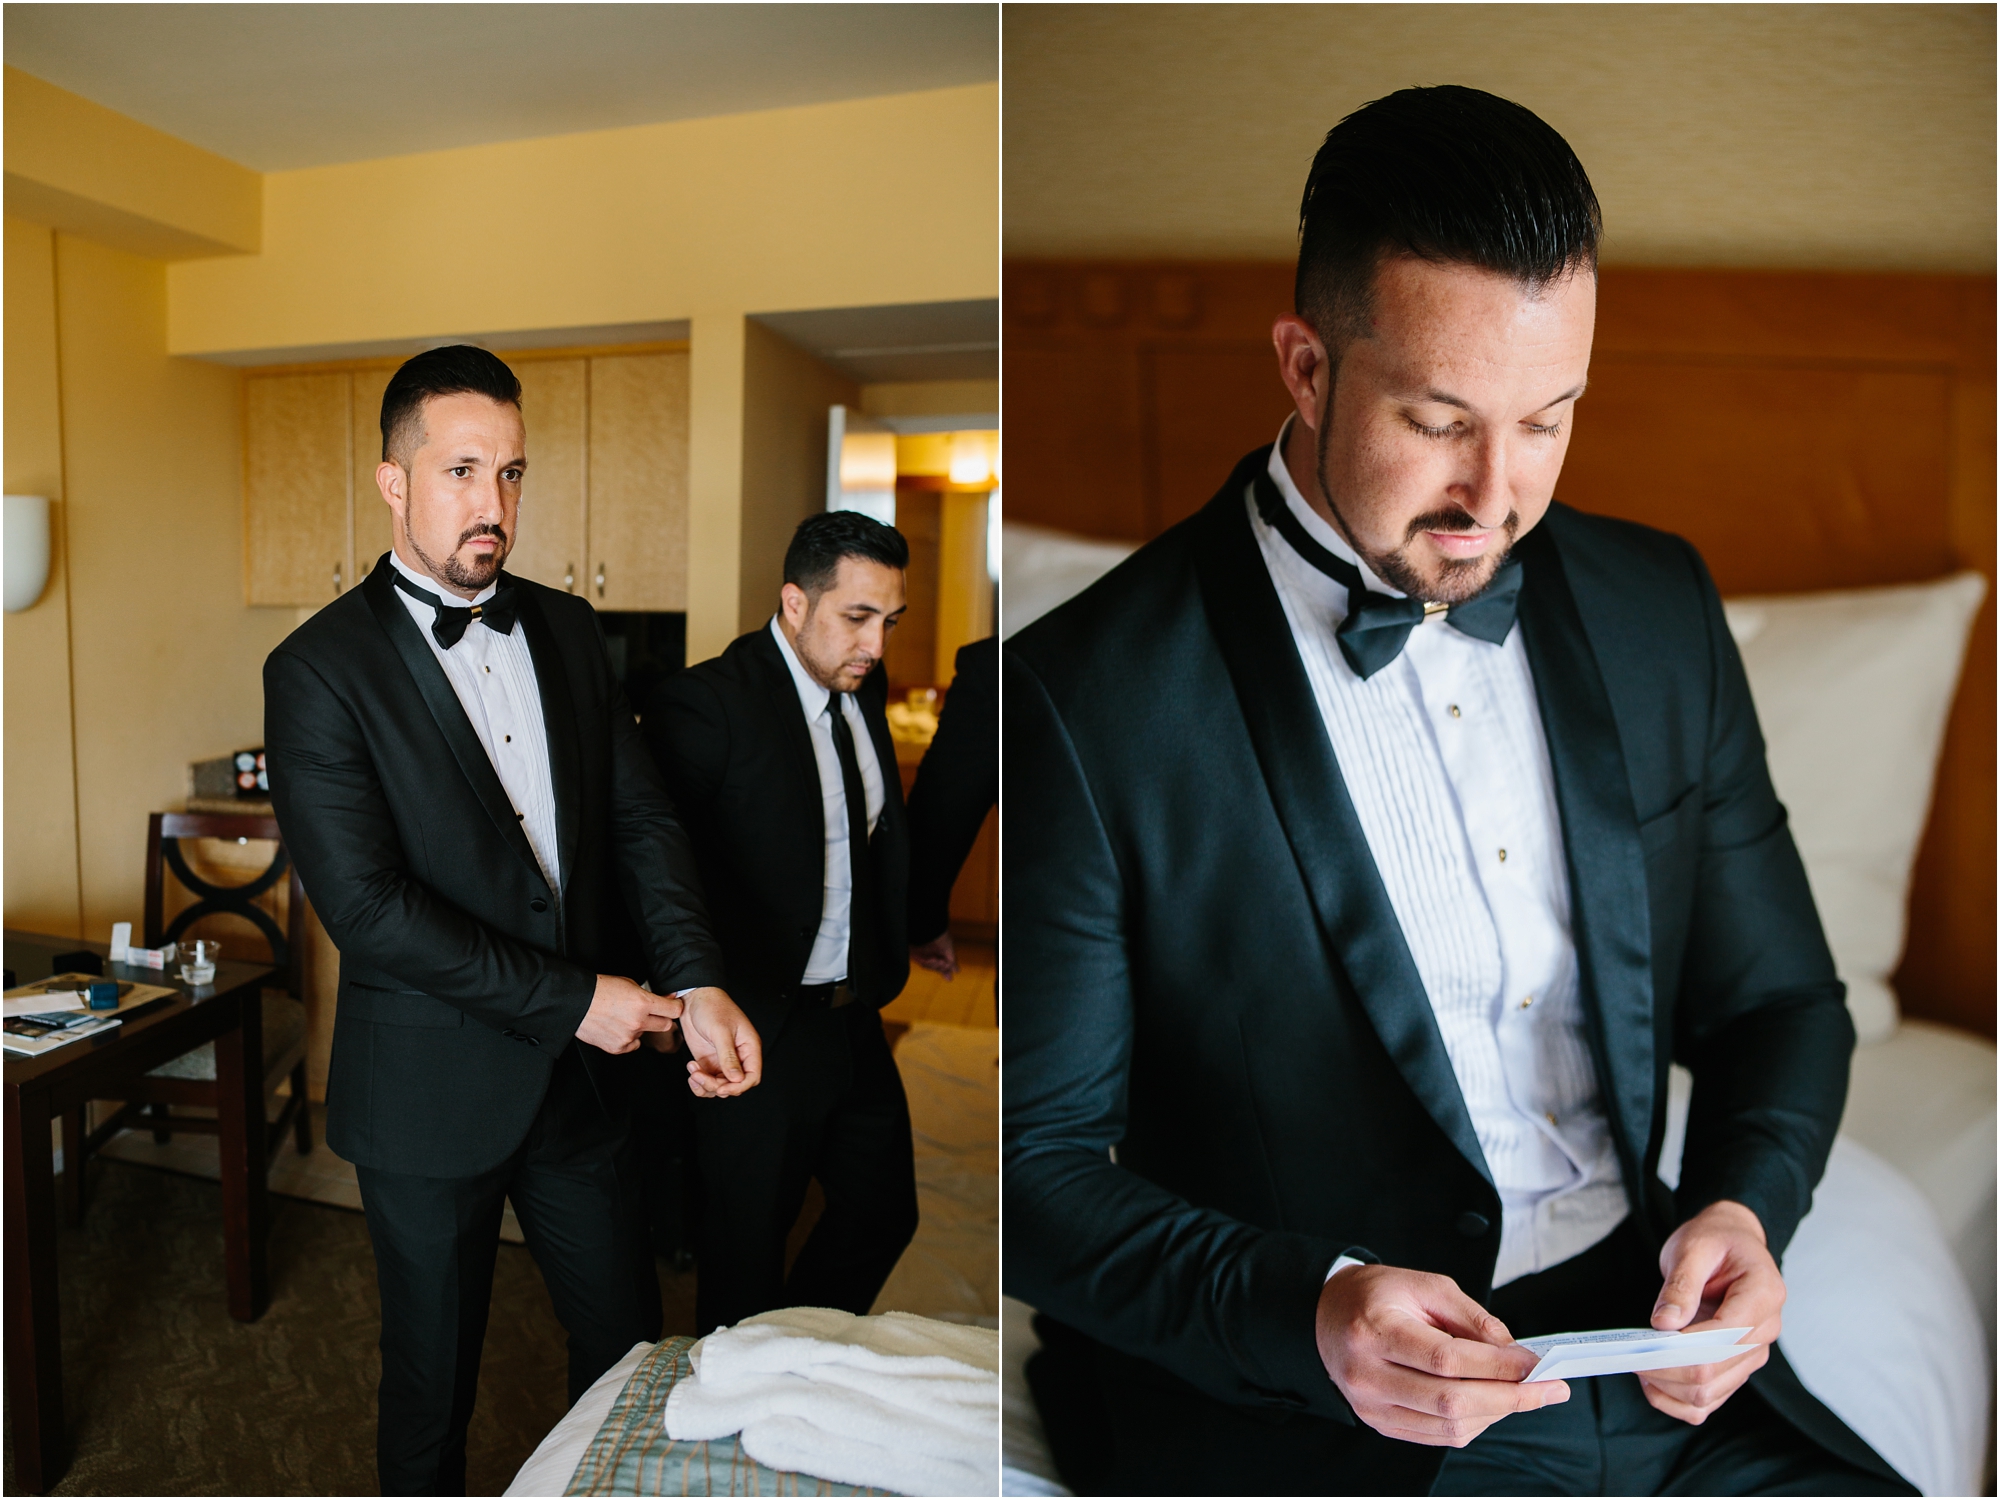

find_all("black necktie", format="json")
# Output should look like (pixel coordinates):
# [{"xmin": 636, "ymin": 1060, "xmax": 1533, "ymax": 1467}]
[
  {"xmin": 1252, "ymin": 470, "xmax": 1523, "ymax": 680},
  {"xmin": 392, "ymin": 571, "xmax": 520, "ymax": 650},
  {"xmin": 827, "ymin": 692, "xmax": 877, "ymax": 999}
]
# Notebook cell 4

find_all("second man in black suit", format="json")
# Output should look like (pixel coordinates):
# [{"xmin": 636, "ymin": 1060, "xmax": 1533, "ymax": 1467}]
[{"xmin": 642, "ymin": 511, "xmax": 920, "ymax": 1334}]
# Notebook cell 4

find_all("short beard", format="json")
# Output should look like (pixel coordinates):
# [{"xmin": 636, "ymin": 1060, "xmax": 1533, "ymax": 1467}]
[
  {"xmin": 410, "ymin": 520, "xmax": 508, "ymax": 593},
  {"xmin": 793, "ymin": 595, "xmax": 876, "ymax": 690},
  {"xmin": 1312, "ymin": 390, "xmax": 1517, "ymax": 606}
]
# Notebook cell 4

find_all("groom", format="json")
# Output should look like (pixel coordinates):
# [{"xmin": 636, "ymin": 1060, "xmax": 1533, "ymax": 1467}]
[
  {"xmin": 266, "ymin": 344, "xmax": 761, "ymax": 1495},
  {"xmin": 1004, "ymin": 87, "xmax": 1913, "ymax": 1495}
]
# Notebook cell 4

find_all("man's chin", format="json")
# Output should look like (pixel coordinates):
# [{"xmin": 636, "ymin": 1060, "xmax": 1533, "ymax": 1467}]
[{"xmin": 1386, "ymin": 546, "xmax": 1508, "ymax": 606}]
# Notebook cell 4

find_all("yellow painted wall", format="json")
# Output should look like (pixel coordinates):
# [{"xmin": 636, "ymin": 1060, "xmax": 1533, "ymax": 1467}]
[
  {"xmin": 4, "ymin": 66, "xmax": 261, "ymax": 260},
  {"xmin": 165, "ymin": 84, "xmax": 998, "ymax": 357},
  {"xmin": 1005, "ymin": 5, "xmax": 1994, "ymax": 271},
  {"xmin": 861, "ymin": 379, "xmax": 999, "ymax": 420},
  {"xmin": 36, "ymin": 235, "xmax": 294, "ymax": 940},
  {"xmin": 4, "ymin": 217, "xmax": 83, "ymax": 937},
  {"xmin": 737, "ymin": 322, "xmax": 861, "ymax": 639}
]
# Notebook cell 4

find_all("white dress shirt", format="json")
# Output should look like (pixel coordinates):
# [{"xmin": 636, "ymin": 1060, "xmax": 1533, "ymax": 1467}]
[
  {"xmin": 770, "ymin": 618, "xmax": 887, "ymax": 986},
  {"xmin": 389, "ymin": 551, "xmax": 562, "ymax": 899},
  {"xmin": 1253, "ymin": 426, "xmax": 1629, "ymax": 1287}
]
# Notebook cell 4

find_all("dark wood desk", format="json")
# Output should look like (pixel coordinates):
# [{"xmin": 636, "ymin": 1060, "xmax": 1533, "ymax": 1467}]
[{"xmin": 3, "ymin": 930, "xmax": 276, "ymax": 1494}]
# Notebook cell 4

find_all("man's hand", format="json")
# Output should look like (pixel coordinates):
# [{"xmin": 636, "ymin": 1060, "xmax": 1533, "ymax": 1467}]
[
  {"xmin": 1317, "ymin": 1263, "xmax": 1568, "ymax": 1447},
  {"xmin": 1640, "ymin": 1200, "xmax": 1782, "ymax": 1425},
  {"xmin": 678, "ymin": 987, "xmax": 763, "ymax": 1098},
  {"xmin": 910, "ymin": 932, "xmax": 959, "ymax": 979},
  {"xmin": 576, "ymin": 974, "xmax": 680, "ymax": 1054}
]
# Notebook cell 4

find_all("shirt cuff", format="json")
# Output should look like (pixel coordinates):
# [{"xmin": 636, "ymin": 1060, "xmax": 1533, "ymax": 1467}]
[{"xmin": 1323, "ymin": 1244, "xmax": 1381, "ymax": 1283}]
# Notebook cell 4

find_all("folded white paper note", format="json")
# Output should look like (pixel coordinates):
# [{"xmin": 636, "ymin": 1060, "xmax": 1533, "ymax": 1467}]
[
  {"xmin": 2, "ymin": 990, "xmax": 89, "ymax": 1018},
  {"xmin": 1521, "ymin": 1326, "xmax": 1755, "ymax": 1383}
]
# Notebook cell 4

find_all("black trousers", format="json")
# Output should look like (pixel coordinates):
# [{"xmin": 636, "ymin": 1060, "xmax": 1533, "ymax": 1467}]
[
  {"xmin": 690, "ymin": 998, "xmax": 919, "ymax": 1335},
  {"xmin": 354, "ymin": 1045, "xmax": 661, "ymax": 1497},
  {"xmin": 1031, "ymin": 1219, "xmax": 1915, "ymax": 1497}
]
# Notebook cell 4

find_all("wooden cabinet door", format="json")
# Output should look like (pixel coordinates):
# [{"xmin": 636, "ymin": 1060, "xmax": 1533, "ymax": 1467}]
[
  {"xmin": 350, "ymin": 364, "xmax": 395, "ymax": 581},
  {"xmin": 507, "ymin": 358, "xmax": 588, "ymax": 594},
  {"xmin": 245, "ymin": 371, "xmax": 351, "ymax": 606},
  {"xmin": 587, "ymin": 352, "xmax": 688, "ymax": 611}
]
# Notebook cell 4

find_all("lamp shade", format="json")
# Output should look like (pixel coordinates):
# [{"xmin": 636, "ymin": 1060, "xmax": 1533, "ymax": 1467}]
[{"xmin": 4, "ymin": 495, "xmax": 51, "ymax": 612}]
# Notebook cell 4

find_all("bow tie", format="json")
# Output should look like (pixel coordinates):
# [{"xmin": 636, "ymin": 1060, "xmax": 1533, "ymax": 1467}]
[
  {"xmin": 1253, "ymin": 471, "xmax": 1523, "ymax": 680},
  {"xmin": 391, "ymin": 571, "xmax": 520, "ymax": 650}
]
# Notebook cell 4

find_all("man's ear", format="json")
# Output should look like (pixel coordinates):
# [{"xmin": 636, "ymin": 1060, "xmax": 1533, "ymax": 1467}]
[
  {"xmin": 1272, "ymin": 314, "xmax": 1333, "ymax": 434},
  {"xmin": 779, "ymin": 581, "xmax": 809, "ymax": 629},
  {"xmin": 376, "ymin": 460, "xmax": 409, "ymax": 527}
]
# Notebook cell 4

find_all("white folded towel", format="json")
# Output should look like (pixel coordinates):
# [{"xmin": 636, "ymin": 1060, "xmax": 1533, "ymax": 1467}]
[{"xmin": 665, "ymin": 1307, "xmax": 998, "ymax": 1496}]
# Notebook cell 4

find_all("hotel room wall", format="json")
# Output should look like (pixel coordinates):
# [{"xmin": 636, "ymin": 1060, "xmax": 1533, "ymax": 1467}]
[
  {"xmin": 150, "ymin": 82, "xmax": 999, "ymax": 661},
  {"xmin": 737, "ymin": 321, "xmax": 861, "ymax": 639},
  {"xmin": 4, "ymin": 217, "xmax": 83, "ymax": 938},
  {"xmin": 1003, "ymin": 6, "xmax": 1992, "ymax": 271},
  {"xmin": 2, "ymin": 227, "xmax": 291, "ymax": 945}
]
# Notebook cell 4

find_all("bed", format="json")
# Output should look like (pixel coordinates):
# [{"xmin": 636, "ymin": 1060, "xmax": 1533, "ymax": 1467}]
[
  {"xmin": 507, "ymin": 1022, "xmax": 1000, "ymax": 1497},
  {"xmin": 997, "ymin": 517, "xmax": 1995, "ymax": 1496}
]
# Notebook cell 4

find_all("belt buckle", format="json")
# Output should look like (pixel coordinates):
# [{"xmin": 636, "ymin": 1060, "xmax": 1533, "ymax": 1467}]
[{"xmin": 830, "ymin": 983, "xmax": 856, "ymax": 1009}]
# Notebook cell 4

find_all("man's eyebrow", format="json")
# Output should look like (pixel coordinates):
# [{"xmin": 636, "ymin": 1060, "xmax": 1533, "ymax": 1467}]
[{"xmin": 1408, "ymin": 381, "xmax": 1589, "ymax": 412}]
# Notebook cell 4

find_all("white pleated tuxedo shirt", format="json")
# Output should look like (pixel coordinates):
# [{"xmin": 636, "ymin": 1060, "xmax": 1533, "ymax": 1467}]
[
  {"xmin": 1253, "ymin": 429, "xmax": 1629, "ymax": 1286},
  {"xmin": 770, "ymin": 618, "xmax": 887, "ymax": 987},
  {"xmin": 389, "ymin": 552, "xmax": 562, "ymax": 899}
]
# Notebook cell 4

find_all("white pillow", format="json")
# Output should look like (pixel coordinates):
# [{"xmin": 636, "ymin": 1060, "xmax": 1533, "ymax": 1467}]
[
  {"xmin": 1001, "ymin": 522, "xmax": 1138, "ymax": 639},
  {"xmin": 1723, "ymin": 574, "xmax": 1986, "ymax": 1043}
]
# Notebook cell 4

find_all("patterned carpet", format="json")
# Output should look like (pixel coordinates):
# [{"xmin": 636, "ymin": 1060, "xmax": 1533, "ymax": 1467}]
[{"xmin": 1, "ymin": 1155, "xmax": 699, "ymax": 1497}]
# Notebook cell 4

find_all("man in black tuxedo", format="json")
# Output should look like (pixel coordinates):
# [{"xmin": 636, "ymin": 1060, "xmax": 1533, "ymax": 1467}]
[
  {"xmin": 906, "ymin": 636, "xmax": 998, "ymax": 983},
  {"xmin": 1004, "ymin": 88, "xmax": 1913, "ymax": 1496},
  {"xmin": 264, "ymin": 345, "xmax": 762, "ymax": 1496},
  {"xmin": 642, "ymin": 511, "xmax": 920, "ymax": 1335}
]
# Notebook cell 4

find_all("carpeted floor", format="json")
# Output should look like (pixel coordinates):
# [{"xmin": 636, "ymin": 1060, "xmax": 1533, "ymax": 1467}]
[{"xmin": 2, "ymin": 1156, "xmax": 701, "ymax": 1497}]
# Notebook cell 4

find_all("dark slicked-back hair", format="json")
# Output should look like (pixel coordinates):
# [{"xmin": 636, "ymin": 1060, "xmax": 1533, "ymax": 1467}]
[
  {"xmin": 380, "ymin": 345, "xmax": 523, "ymax": 465},
  {"xmin": 784, "ymin": 510, "xmax": 909, "ymax": 597},
  {"xmin": 1296, "ymin": 85, "xmax": 1602, "ymax": 349}
]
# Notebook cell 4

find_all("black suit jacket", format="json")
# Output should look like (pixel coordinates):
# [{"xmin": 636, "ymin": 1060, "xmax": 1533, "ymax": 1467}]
[
  {"xmin": 640, "ymin": 624, "xmax": 910, "ymax": 1013},
  {"xmin": 905, "ymin": 637, "xmax": 998, "ymax": 945},
  {"xmin": 1003, "ymin": 449, "xmax": 1898, "ymax": 1488},
  {"xmin": 264, "ymin": 558, "xmax": 724, "ymax": 1179}
]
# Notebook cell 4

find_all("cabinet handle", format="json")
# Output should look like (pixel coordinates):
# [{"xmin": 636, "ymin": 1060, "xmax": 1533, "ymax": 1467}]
[
  {"xmin": 564, "ymin": 562, "xmax": 575, "ymax": 592},
  {"xmin": 595, "ymin": 563, "xmax": 606, "ymax": 599},
  {"xmin": 333, "ymin": 561, "xmax": 342, "ymax": 595}
]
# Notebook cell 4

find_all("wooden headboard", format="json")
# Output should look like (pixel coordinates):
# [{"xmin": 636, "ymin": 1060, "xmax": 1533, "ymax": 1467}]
[{"xmin": 1004, "ymin": 261, "xmax": 1995, "ymax": 1037}]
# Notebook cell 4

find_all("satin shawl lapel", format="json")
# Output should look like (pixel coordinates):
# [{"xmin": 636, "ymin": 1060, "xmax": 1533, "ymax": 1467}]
[
  {"xmin": 1193, "ymin": 452, "xmax": 1490, "ymax": 1185},
  {"xmin": 1514, "ymin": 524, "xmax": 1654, "ymax": 1178},
  {"xmin": 362, "ymin": 561, "xmax": 549, "ymax": 891},
  {"xmin": 514, "ymin": 585, "xmax": 583, "ymax": 898}
]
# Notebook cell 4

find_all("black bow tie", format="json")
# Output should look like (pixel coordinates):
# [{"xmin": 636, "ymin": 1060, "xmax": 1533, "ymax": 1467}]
[
  {"xmin": 391, "ymin": 571, "xmax": 520, "ymax": 650},
  {"xmin": 1253, "ymin": 470, "xmax": 1523, "ymax": 680}
]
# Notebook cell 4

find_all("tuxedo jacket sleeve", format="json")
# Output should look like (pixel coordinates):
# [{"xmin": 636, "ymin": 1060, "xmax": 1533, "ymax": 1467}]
[
  {"xmin": 905, "ymin": 637, "xmax": 998, "ymax": 944},
  {"xmin": 1002, "ymin": 454, "xmax": 1852, "ymax": 1428}
]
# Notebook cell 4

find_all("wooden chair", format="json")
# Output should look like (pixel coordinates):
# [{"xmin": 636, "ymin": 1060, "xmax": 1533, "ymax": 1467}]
[{"xmin": 62, "ymin": 813, "xmax": 314, "ymax": 1223}]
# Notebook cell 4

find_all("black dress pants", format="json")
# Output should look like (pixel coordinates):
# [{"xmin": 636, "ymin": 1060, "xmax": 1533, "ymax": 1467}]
[
  {"xmin": 354, "ymin": 1045, "xmax": 661, "ymax": 1496},
  {"xmin": 690, "ymin": 998, "xmax": 919, "ymax": 1334}
]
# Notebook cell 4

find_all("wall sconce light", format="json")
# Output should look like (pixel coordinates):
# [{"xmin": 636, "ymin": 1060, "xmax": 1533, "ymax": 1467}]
[{"xmin": 4, "ymin": 495, "xmax": 51, "ymax": 613}]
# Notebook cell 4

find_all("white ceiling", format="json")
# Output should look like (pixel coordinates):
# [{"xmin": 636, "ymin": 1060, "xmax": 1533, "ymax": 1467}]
[{"xmin": 5, "ymin": 3, "xmax": 997, "ymax": 171}]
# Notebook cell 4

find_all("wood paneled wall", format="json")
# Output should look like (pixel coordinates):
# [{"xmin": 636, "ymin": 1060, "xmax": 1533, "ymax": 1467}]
[{"xmin": 1004, "ymin": 260, "xmax": 1995, "ymax": 1037}]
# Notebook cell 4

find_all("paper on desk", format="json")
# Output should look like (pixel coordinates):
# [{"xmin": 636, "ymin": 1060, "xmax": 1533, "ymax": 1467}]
[
  {"xmin": 1521, "ymin": 1326, "xmax": 1755, "ymax": 1383},
  {"xmin": 2, "ymin": 975, "xmax": 176, "ymax": 1018}
]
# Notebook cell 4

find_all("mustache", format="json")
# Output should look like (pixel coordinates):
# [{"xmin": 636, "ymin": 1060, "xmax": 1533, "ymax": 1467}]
[
  {"xmin": 1404, "ymin": 507, "xmax": 1518, "ymax": 542},
  {"xmin": 458, "ymin": 523, "xmax": 507, "ymax": 549}
]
